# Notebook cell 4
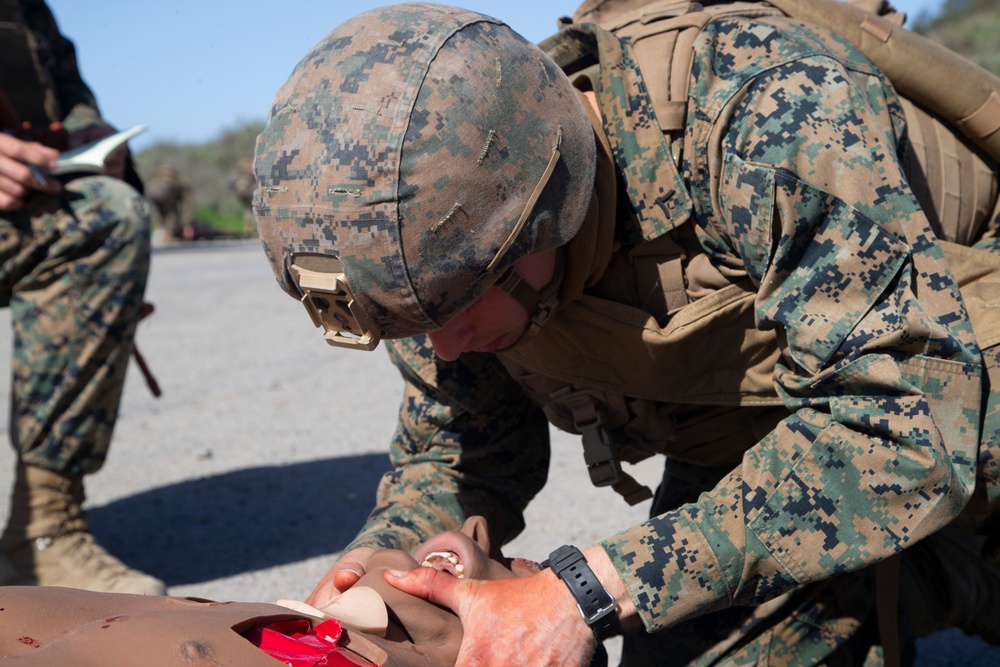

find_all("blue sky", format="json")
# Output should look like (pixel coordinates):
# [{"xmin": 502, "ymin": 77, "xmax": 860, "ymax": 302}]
[{"xmin": 47, "ymin": 0, "xmax": 946, "ymax": 152}]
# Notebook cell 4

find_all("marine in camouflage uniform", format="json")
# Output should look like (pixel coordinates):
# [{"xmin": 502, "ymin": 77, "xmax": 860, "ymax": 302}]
[
  {"xmin": 0, "ymin": 0, "xmax": 164, "ymax": 594},
  {"xmin": 229, "ymin": 155, "xmax": 259, "ymax": 237},
  {"xmin": 253, "ymin": 2, "xmax": 1000, "ymax": 664},
  {"xmin": 145, "ymin": 164, "xmax": 190, "ymax": 241}
]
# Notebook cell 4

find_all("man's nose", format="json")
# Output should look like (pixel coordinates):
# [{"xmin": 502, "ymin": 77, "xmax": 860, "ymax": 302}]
[{"xmin": 427, "ymin": 320, "xmax": 474, "ymax": 362}]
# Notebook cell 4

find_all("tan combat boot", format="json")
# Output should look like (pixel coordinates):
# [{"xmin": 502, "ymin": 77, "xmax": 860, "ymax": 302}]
[{"xmin": 0, "ymin": 464, "xmax": 166, "ymax": 595}]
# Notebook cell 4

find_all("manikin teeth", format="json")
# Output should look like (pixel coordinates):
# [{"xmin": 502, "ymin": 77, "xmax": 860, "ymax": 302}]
[{"xmin": 421, "ymin": 550, "xmax": 465, "ymax": 578}]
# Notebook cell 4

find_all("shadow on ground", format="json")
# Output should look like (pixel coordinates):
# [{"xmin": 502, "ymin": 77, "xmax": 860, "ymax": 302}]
[{"xmin": 87, "ymin": 454, "xmax": 390, "ymax": 585}]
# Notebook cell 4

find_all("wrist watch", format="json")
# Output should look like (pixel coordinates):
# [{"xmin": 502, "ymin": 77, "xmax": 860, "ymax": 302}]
[{"xmin": 543, "ymin": 544, "xmax": 620, "ymax": 641}]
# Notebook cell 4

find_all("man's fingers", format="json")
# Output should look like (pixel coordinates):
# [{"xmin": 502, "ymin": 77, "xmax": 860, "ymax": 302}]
[
  {"xmin": 0, "ymin": 132, "xmax": 58, "ymax": 168},
  {"xmin": 307, "ymin": 566, "xmax": 364, "ymax": 607},
  {"xmin": 307, "ymin": 547, "xmax": 376, "ymax": 607},
  {"xmin": 0, "ymin": 171, "xmax": 28, "ymax": 211},
  {"xmin": 307, "ymin": 577, "xmax": 339, "ymax": 608},
  {"xmin": 0, "ymin": 135, "xmax": 60, "ymax": 207},
  {"xmin": 0, "ymin": 190, "xmax": 24, "ymax": 212},
  {"xmin": 332, "ymin": 564, "xmax": 365, "ymax": 591},
  {"xmin": 0, "ymin": 157, "xmax": 59, "ymax": 200},
  {"xmin": 384, "ymin": 566, "xmax": 463, "ymax": 612}
]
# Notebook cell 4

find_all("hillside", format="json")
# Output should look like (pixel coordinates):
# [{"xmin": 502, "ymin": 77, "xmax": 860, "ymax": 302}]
[
  {"xmin": 912, "ymin": 0, "xmax": 1000, "ymax": 77},
  {"xmin": 135, "ymin": 120, "xmax": 263, "ymax": 237}
]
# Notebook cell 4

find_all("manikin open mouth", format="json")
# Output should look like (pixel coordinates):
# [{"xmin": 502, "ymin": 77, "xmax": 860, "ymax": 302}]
[
  {"xmin": 421, "ymin": 550, "xmax": 467, "ymax": 578},
  {"xmin": 412, "ymin": 516, "xmax": 544, "ymax": 581},
  {"xmin": 415, "ymin": 528, "xmax": 487, "ymax": 580}
]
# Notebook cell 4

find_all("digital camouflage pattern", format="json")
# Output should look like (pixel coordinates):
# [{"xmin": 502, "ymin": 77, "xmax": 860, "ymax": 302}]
[
  {"xmin": 253, "ymin": 2, "xmax": 595, "ymax": 340},
  {"xmin": 596, "ymin": 10, "xmax": 984, "ymax": 629},
  {"xmin": 1, "ymin": 175, "xmax": 151, "ymax": 476},
  {"xmin": 250, "ymin": 0, "xmax": 1000, "ymax": 663},
  {"xmin": 315, "ymin": 8, "xmax": 999, "ymax": 665},
  {"xmin": 353, "ymin": 334, "xmax": 552, "ymax": 552}
]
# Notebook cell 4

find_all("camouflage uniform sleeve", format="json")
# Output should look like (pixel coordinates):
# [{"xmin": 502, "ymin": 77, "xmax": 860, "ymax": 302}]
[
  {"xmin": 343, "ymin": 334, "xmax": 551, "ymax": 555},
  {"xmin": 602, "ymin": 37, "xmax": 984, "ymax": 632},
  {"xmin": 21, "ymin": 0, "xmax": 105, "ymax": 132}
]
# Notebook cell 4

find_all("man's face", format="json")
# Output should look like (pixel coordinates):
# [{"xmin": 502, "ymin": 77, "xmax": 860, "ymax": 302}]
[{"xmin": 426, "ymin": 248, "xmax": 557, "ymax": 361}]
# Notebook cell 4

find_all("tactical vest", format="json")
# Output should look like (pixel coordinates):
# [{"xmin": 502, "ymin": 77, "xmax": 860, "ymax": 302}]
[{"xmin": 496, "ymin": 0, "xmax": 1000, "ymax": 508}]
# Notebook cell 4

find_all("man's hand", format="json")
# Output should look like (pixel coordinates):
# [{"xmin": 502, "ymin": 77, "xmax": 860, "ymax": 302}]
[
  {"xmin": 306, "ymin": 546, "xmax": 376, "ymax": 607},
  {"xmin": 386, "ymin": 563, "xmax": 599, "ymax": 666},
  {"xmin": 0, "ymin": 132, "xmax": 60, "ymax": 212}
]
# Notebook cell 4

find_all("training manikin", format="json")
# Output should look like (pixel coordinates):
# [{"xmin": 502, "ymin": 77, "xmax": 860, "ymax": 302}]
[{"xmin": 0, "ymin": 517, "xmax": 538, "ymax": 666}]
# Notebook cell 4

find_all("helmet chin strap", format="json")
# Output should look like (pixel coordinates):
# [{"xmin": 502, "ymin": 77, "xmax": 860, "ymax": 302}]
[{"xmin": 494, "ymin": 248, "xmax": 566, "ymax": 339}]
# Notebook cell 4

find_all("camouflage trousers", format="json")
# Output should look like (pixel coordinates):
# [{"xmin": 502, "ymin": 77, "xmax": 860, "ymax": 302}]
[{"xmin": 1, "ymin": 176, "xmax": 150, "ymax": 477}]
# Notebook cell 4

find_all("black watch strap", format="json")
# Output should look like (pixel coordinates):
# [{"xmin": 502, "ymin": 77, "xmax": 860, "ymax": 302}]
[{"xmin": 543, "ymin": 544, "xmax": 620, "ymax": 641}]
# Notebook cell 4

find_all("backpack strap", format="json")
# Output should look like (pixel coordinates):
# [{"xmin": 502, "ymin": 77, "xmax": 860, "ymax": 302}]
[
  {"xmin": 598, "ymin": 1, "xmax": 785, "ymax": 163},
  {"xmin": 902, "ymin": 97, "xmax": 1000, "ymax": 246},
  {"xmin": 940, "ymin": 241, "xmax": 1000, "ymax": 351},
  {"xmin": 613, "ymin": 9, "xmax": 712, "ymax": 165}
]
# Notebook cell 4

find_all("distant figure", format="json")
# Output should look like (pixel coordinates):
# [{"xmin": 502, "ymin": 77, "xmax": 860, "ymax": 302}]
[
  {"xmin": 0, "ymin": 0, "xmax": 165, "ymax": 594},
  {"xmin": 229, "ymin": 155, "xmax": 257, "ymax": 237},
  {"xmin": 145, "ymin": 164, "xmax": 190, "ymax": 241}
]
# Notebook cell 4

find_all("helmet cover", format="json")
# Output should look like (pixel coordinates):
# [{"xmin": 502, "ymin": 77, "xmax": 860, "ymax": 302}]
[{"xmin": 253, "ymin": 2, "xmax": 595, "ymax": 340}]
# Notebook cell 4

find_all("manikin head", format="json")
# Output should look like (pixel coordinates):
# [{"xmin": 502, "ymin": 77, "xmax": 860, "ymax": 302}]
[{"xmin": 0, "ymin": 516, "xmax": 534, "ymax": 667}]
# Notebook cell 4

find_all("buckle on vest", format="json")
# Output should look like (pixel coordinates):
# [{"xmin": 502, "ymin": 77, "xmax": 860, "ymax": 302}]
[
  {"xmin": 551, "ymin": 386, "xmax": 653, "ymax": 505},
  {"xmin": 528, "ymin": 292, "xmax": 559, "ymax": 336},
  {"xmin": 551, "ymin": 387, "xmax": 620, "ymax": 485}
]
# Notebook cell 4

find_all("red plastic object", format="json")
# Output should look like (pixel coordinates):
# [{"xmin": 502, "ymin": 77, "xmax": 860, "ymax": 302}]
[{"xmin": 249, "ymin": 618, "xmax": 374, "ymax": 666}]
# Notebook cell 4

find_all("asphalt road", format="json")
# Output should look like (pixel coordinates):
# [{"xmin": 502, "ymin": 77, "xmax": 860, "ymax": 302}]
[{"xmin": 1, "ymin": 238, "xmax": 997, "ymax": 665}]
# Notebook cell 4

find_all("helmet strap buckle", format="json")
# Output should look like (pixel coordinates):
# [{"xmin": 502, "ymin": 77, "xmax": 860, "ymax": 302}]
[{"xmin": 494, "ymin": 248, "xmax": 565, "ymax": 337}]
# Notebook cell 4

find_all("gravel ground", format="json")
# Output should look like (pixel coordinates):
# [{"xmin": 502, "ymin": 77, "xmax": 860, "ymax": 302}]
[{"xmin": 1, "ymin": 239, "xmax": 997, "ymax": 664}]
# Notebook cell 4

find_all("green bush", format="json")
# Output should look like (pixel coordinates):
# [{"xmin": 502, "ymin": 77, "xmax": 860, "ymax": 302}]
[
  {"xmin": 913, "ymin": 0, "xmax": 1000, "ymax": 77},
  {"xmin": 193, "ymin": 206, "xmax": 246, "ymax": 235},
  {"xmin": 137, "ymin": 119, "xmax": 263, "ymax": 236}
]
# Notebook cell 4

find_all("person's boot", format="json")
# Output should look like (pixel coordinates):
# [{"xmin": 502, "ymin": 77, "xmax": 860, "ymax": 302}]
[
  {"xmin": 0, "ymin": 463, "xmax": 166, "ymax": 595},
  {"xmin": 899, "ymin": 524, "xmax": 1000, "ymax": 644}
]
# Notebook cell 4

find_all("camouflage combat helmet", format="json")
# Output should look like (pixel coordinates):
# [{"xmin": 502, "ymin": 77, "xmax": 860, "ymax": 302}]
[{"xmin": 253, "ymin": 2, "xmax": 596, "ymax": 350}]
